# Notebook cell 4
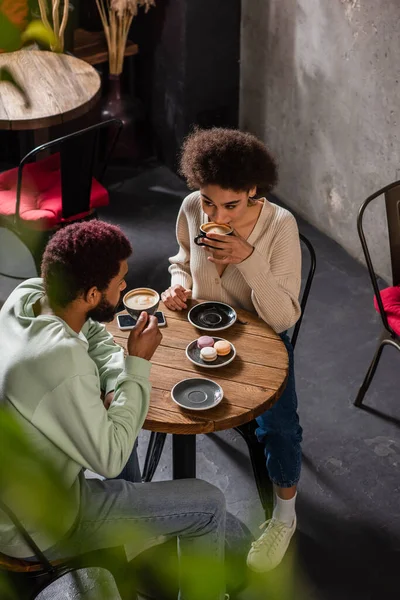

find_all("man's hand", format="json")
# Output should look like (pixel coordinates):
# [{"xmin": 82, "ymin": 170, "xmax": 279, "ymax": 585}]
[
  {"xmin": 202, "ymin": 229, "xmax": 254, "ymax": 265},
  {"xmin": 127, "ymin": 311, "xmax": 162, "ymax": 360},
  {"xmin": 103, "ymin": 391, "xmax": 114, "ymax": 410},
  {"xmin": 161, "ymin": 285, "xmax": 192, "ymax": 311}
]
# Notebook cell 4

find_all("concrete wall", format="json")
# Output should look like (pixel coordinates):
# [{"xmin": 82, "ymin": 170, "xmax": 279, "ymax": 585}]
[{"xmin": 240, "ymin": 0, "xmax": 400, "ymax": 281}]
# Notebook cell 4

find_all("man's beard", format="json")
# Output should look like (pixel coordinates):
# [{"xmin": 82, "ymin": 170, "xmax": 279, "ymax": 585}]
[{"xmin": 86, "ymin": 292, "xmax": 120, "ymax": 323}]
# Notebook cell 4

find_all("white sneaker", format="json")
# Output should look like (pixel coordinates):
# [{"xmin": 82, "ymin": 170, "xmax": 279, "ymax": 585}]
[{"xmin": 246, "ymin": 516, "xmax": 297, "ymax": 573}]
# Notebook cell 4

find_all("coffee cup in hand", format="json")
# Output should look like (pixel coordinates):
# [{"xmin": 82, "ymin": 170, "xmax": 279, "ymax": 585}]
[
  {"xmin": 123, "ymin": 287, "xmax": 160, "ymax": 319},
  {"xmin": 194, "ymin": 222, "xmax": 233, "ymax": 247}
]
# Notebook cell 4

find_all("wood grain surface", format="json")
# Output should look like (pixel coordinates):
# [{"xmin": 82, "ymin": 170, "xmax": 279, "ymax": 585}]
[
  {"xmin": 107, "ymin": 300, "xmax": 288, "ymax": 434},
  {"xmin": 0, "ymin": 50, "xmax": 101, "ymax": 130}
]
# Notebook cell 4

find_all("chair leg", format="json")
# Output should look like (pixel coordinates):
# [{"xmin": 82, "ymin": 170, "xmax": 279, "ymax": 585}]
[
  {"xmin": 235, "ymin": 421, "xmax": 273, "ymax": 519},
  {"xmin": 354, "ymin": 338, "xmax": 386, "ymax": 407},
  {"xmin": 142, "ymin": 432, "xmax": 167, "ymax": 482}
]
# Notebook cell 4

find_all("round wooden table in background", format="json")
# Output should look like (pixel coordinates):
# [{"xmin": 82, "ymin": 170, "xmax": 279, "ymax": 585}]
[
  {"xmin": 108, "ymin": 299, "xmax": 289, "ymax": 478},
  {"xmin": 0, "ymin": 50, "xmax": 101, "ymax": 130}
]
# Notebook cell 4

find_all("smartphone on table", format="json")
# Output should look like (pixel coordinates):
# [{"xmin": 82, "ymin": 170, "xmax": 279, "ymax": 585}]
[{"xmin": 117, "ymin": 311, "xmax": 167, "ymax": 330}]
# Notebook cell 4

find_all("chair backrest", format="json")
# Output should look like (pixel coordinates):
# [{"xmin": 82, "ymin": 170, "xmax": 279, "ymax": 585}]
[
  {"xmin": 357, "ymin": 180, "xmax": 400, "ymax": 336},
  {"xmin": 15, "ymin": 118, "xmax": 123, "ymax": 222},
  {"xmin": 291, "ymin": 233, "xmax": 316, "ymax": 350},
  {"xmin": 0, "ymin": 499, "xmax": 55, "ymax": 573}
]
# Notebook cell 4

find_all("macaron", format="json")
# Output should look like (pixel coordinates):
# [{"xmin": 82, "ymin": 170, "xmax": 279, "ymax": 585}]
[
  {"xmin": 214, "ymin": 340, "xmax": 231, "ymax": 356},
  {"xmin": 197, "ymin": 336, "xmax": 215, "ymax": 349},
  {"xmin": 200, "ymin": 347, "xmax": 218, "ymax": 362}
]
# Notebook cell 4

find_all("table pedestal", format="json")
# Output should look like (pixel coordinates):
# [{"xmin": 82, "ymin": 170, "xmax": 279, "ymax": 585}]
[{"xmin": 172, "ymin": 434, "xmax": 196, "ymax": 479}]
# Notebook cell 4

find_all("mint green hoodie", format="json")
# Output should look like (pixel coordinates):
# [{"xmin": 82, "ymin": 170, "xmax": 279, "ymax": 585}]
[{"xmin": 0, "ymin": 279, "xmax": 151, "ymax": 558}]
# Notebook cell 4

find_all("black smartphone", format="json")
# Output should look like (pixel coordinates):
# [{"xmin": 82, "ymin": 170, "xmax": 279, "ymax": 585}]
[{"xmin": 117, "ymin": 311, "xmax": 167, "ymax": 330}]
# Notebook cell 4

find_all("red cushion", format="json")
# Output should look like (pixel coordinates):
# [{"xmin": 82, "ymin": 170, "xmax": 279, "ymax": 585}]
[
  {"xmin": 0, "ymin": 154, "xmax": 109, "ymax": 231},
  {"xmin": 374, "ymin": 286, "xmax": 400, "ymax": 335}
]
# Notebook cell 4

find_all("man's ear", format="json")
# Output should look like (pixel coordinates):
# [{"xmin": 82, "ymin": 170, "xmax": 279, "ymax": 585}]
[{"xmin": 84, "ymin": 286, "xmax": 100, "ymax": 308}]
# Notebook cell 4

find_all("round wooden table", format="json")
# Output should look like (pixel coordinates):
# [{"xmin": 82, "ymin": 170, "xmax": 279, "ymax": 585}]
[
  {"xmin": 0, "ymin": 50, "xmax": 101, "ymax": 130},
  {"xmin": 108, "ymin": 300, "xmax": 289, "ymax": 479}
]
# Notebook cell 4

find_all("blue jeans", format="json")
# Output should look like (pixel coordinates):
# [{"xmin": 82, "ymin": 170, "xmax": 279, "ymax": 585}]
[
  {"xmin": 255, "ymin": 332, "xmax": 303, "ymax": 488},
  {"xmin": 33, "ymin": 475, "xmax": 229, "ymax": 600},
  {"xmin": 115, "ymin": 439, "xmax": 141, "ymax": 482}
]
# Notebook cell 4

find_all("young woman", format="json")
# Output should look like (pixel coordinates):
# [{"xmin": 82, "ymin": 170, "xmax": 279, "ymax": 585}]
[{"xmin": 162, "ymin": 128, "xmax": 303, "ymax": 573}]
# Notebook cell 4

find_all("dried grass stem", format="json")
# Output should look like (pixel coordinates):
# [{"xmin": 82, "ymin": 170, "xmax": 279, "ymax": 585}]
[{"xmin": 96, "ymin": 0, "xmax": 155, "ymax": 75}]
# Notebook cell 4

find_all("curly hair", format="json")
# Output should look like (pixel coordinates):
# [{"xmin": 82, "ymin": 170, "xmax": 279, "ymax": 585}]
[
  {"xmin": 41, "ymin": 220, "xmax": 132, "ymax": 308},
  {"xmin": 179, "ymin": 128, "xmax": 278, "ymax": 193}
]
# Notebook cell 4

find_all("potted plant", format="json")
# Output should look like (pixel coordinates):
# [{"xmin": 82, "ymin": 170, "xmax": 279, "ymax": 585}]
[
  {"xmin": 96, "ymin": 0, "xmax": 155, "ymax": 160},
  {"xmin": 96, "ymin": 0, "xmax": 154, "ymax": 76}
]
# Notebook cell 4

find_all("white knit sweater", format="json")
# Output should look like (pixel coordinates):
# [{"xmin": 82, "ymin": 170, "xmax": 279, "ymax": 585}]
[{"xmin": 169, "ymin": 192, "xmax": 302, "ymax": 333}]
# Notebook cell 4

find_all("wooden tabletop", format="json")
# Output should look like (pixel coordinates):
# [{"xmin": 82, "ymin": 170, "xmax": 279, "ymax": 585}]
[
  {"xmin": 0, "ymin": 50, "xmax": 101, "ymax": 130},
  {"xmin": 107, "ymin": 300, "xmax": 289, "ymax": 435}
]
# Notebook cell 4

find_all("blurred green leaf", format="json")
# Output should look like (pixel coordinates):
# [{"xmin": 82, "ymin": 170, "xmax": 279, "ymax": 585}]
[
  {"xmin": 0, "ymin": 575, "xmax": 16, "ymax": 600},
  {"xmin": 21, "ymin": 19, "xmax": 56, "ymax": 49},
  {"xmin": 0, "ymin": 410, "xmax": 75, "ymax": 539},
  {"xmin": 0, "ymin": 12, "xmax": 22, "ymax": 52},
  {"xmin": 0, "ymin": 409, "xmax": 301, "ymax": 600},
  {"xmin": 0, "ymin": 66, "xmax": 31, "ymax": 108}
]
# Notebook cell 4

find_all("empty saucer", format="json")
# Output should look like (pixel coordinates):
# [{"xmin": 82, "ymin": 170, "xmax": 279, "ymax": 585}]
[
  {"xmin": 188, "ymin": 301, "xmax": 237, "ymax": 332},
  {"xmin": 186, "ymin": 337, "xmax": 236, "ymax": 369},
  {"xmin": 171, "ymin": 378, "xmax": 223, "ymax": 411}
]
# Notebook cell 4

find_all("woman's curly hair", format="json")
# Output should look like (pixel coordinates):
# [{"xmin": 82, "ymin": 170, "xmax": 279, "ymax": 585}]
[
  {"xmin": 41, "ymin": 220, "xmax": 132, "ymax": 308},
  {"xmin": 179, "ymin": 128, "xmax": 278, "ymax": 193}
]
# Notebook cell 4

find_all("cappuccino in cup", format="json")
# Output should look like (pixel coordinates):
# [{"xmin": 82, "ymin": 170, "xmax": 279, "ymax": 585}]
[
  {"xmin": 194, "ymin": 222, "xmax": 233, "ymax": 247},
  {"xmin": 202, "ymin": 223, "xmax": 233, "ymax": 235},
  {"xmin": 123, "ymin": 288, "xmax": 160, "ymax": 318}
]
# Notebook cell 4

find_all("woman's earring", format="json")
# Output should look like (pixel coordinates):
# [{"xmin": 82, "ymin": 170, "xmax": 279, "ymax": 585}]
[{"xmin": 248, "ymin": 195, "xmax": 258, "ymax": 206}]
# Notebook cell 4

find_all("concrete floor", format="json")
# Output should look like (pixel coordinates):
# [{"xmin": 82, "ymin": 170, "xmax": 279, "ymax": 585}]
[{"xmin": 1, "ymin": 165, "xmax": 399, "ymax": 599}]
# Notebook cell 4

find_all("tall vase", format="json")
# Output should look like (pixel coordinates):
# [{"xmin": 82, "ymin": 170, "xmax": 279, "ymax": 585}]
[{"xmin": 101, "ymin": 74, "xmax": 142, "ymax": 162}]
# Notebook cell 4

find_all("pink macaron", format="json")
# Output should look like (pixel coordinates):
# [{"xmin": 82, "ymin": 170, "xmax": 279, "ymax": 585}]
[{"xmin": 197, "ymin": 336, "xmax": 215, "ymax": 349}]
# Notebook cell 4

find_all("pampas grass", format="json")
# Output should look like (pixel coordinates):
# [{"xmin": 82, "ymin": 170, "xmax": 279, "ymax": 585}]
[{"xmin": 96, "ymin": 0, "xmax": 155, "ymax": 75}]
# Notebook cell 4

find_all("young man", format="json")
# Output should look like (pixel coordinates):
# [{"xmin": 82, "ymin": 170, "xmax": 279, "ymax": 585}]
[
  {"xmin": 163, "ymin": 128, "xmax": 303, "ymax": 573},
  {"xmin": 0, "ymin": 220, "xmax": 236, "ymax": 600}
]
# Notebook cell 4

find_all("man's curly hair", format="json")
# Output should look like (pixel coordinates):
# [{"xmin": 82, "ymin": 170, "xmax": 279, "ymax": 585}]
[
  {"xmin": 179, "ymin": 128, "xmax": 278, "ymax": 192},
  {"xmin": 41, "ymin": 220, "xmax": 132, "ymax": 308}
]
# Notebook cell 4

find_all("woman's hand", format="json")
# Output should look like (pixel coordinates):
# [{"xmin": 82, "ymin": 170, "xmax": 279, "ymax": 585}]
[
  {"xmin": 202, "ymin": 229, "xmax": 255, "ymax": 265},
  {"xmin": 103, "ymin": 391, "xmax": 114, "ymax": 410},
  {"xmin": 161, "ymin": 285, "xmax": 192, "ymax": 311}
]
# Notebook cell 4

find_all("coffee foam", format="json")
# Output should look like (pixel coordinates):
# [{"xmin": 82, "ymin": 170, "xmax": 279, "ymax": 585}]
[
  {"xmin": 124, "ymin": 290, "xmax": 158, "ymax": 310},
  {"xmin": 202, "ymin": 223, "xmax": 232, "ymax": 235}
]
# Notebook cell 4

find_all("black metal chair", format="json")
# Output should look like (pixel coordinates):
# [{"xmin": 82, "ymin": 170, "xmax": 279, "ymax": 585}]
[
  {"xmin": 0, "ymin": 119, "xmax": 122, "ymax": 278},
  {"xmin": 0, "ymin": 498, "xmax": 136, "ymax": 600},
  {"xmin": 354, "ymin": 180, "xmax": 400, "ymax": 408},
  {"xmin": 142, "ymin": 233, "xmax": 317, "ymax": 517}
]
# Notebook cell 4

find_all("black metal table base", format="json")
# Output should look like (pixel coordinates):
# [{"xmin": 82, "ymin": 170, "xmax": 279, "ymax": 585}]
[
  {"xmin": 142, "ymin": 426, "xmax": 273, "ymax": 517},
  {"xmin": 142, "ymin": 432, "xmax": 197, "ymax": 481},
  {"xmin": 172, "ymin": 434, "xmax": 196, "ymax": 479}
]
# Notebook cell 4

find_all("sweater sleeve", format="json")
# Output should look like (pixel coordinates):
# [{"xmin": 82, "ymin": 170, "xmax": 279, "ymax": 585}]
[
  {"xmin": 83, "ymin": 319, "xmax": 124, "ymax": 395},
  {"xmin": 168, "ymin": 199, "xmax": 193, "ymax": 290},
  {"xmin": 235, "ymin": 213, "xmax": 302, "ymax": 333},
  {"xmin": 31, "ymin": 356, "xmax": 151, "ymax": 478}
]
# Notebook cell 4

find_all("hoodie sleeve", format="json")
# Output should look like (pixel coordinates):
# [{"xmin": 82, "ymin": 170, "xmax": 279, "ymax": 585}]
[
  {"xmin": 83, "ymin": 319, "xmax": 125, "ymax": 395},
  {"xmin": 31, "ymin": 356, "xmax": 151, "ymax": 478}
]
